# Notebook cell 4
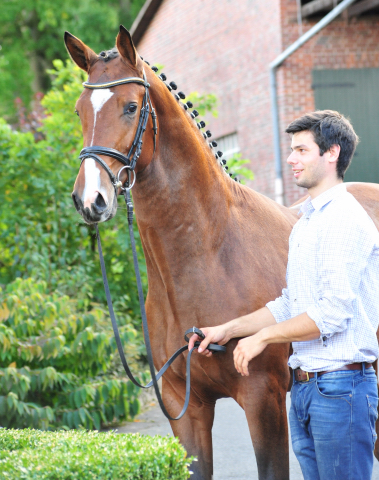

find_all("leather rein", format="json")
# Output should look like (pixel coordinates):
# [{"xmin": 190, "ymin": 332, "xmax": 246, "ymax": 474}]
[{"xmin": 79, "ymin": 72, "xmax": 225, "ymax": 421}]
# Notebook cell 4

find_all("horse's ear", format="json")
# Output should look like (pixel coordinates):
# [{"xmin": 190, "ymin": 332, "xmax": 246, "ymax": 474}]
[
  {"xmin": 64, "ymin": 32, "xmax": 98, "ymax": 73},
  {"xmin": 116, "ymin": 25, "xmax": 138, "ymax": 68}
]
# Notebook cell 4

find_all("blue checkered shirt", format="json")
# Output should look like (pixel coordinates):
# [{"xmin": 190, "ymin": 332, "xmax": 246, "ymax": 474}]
[{"xmin": 266, "ymin": 183, "xmax": 379, "ymax": 372}]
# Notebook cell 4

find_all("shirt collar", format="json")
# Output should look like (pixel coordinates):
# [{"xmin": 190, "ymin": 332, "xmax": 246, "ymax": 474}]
[{"xmin": 299, "ymin": 183, "xmax": 346, "ymax": 215}]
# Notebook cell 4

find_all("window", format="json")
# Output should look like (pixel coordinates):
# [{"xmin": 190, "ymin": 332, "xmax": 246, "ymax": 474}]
[{"xmin": 214, "ymin": 133, "xmax": 240, "ymax": 160}]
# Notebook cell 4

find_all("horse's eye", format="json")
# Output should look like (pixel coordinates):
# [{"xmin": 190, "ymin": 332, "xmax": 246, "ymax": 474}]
[
  {"xmin": 124, "ymin": 104, "xmax": 137, "ymax": 115},
  {"xmin": 75, "ymin": 110, "xmax": 79, "ymax": 117}
]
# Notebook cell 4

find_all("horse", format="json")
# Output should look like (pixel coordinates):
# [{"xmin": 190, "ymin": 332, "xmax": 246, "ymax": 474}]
[{"xmin": 65, "ymin": 25, "xmax": 379, "ymax": 479}]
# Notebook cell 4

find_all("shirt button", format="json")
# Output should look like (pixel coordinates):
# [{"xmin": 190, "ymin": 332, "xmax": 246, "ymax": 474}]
[
  {"xmin": 294, "ymin": 299, "xmax": 297, "ymax": 302},
  {"xmin": 323, "ymin": 336, "xmax": 327, "ymax": 341}
]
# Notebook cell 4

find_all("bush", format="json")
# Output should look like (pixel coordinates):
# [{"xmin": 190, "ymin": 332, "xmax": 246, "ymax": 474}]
[
  {"xmin": 0, "ymin": 428, "xmax": 192, "ymax": 479},
  {"xmin": 0, "ymin": 60, "xmax": 148, "ymax": 321},
  {"xmin": 0, "ymin": 278, "xmax": 142, "ymax": 430}
]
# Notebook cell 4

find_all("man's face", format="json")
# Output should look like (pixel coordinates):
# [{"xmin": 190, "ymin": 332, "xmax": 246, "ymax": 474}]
[{"xmin": 287, "ymin": 131, "xmax": 328, "ymax": 190}]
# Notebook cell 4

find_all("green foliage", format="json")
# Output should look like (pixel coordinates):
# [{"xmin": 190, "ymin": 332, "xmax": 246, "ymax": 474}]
[
  {"xmin": 0, "ymin": 59, "xmax": 147, "ymax": 322},
  {"xmin": 0, "ymin": 278, "xmax": 142, "ymax": 430},
  {"xmin": 227, "ymin": 153, "xmax": 255, "ymax": 184},
  {"xmin": 186, "ymin": 91, "xmax": 218, "ymax": 119},
  {"xmin": 0, "ymin": 62, "xmax": 165, "ymax": 432},
  {"xmin": 0, "ymin": 428, "xmax": 192, "ymax": 479},
  {"xmin": 0, "ymin": 0, "xmax": 146, "ymax": 121}
]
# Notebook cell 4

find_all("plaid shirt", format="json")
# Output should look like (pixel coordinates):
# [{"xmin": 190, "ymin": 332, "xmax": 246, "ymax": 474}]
[{"xmin": 266, "ymin": 183, "xmax": 379, "ymax": 372}]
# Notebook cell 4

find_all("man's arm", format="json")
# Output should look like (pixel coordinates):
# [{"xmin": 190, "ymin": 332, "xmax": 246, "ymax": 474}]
[
  {"xmin": 187, "ymin": 306, "xmax": 277, "ymax": 356},
  {"xmin": 233, "ymin": 312, "xmax": 320, "ymax": 375}
]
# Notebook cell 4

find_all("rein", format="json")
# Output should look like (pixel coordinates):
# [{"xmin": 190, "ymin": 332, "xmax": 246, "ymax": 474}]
[{"xmin": 79, "ymin": 72, "xmax": 225, "ymax": 421}]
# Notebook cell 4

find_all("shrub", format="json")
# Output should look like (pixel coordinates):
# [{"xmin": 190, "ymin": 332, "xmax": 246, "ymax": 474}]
[
  {"xmin": 0, "ymin": 428, "xmax": 192, "ymax": 479},
  {"xmin": 0, "ymin": 277, "xmax": 143, "ymax": 430}
]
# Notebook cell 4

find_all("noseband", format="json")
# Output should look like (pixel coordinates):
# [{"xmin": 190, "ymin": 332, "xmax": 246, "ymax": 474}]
[{"xmin": 78, "ymin": 72, "xmax": 157, "ymax": 193}]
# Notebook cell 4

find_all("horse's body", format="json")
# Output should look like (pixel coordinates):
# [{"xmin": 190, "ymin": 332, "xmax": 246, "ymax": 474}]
[{"xmin": 65, "ymin": 26, "xmax": 379, "ymax": 479}]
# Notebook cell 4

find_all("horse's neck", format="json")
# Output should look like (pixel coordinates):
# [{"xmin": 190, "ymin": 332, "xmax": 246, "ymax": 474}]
[
  {"xmin": 129, "ymin": 78, "xmax": 285, "ymax": 295},
  {"xmin": 132, "ymin": 85, "xmax": 231, "ymax": 242}
]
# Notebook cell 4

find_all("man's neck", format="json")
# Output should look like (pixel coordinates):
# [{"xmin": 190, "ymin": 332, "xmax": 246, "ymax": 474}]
[{"xmin": 308, "ymin": 178, "xmax": 343, "ymax": 200}]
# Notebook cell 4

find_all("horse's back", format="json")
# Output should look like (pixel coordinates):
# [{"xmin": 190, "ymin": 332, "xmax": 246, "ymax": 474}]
[{"xmin": 345, "ymin": 182, "xmax": 379, "ymax": 230}]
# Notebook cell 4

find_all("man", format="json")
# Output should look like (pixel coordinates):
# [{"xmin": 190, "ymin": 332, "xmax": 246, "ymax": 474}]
[{"xmin": 189, "ymin": 110, "xmax": 379, "ymax": 480}]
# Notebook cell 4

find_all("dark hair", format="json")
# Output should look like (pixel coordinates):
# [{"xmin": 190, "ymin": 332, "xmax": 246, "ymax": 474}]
[{"xmin": 285, "ymin": 110, "xmax": 359, "ymax": 179}]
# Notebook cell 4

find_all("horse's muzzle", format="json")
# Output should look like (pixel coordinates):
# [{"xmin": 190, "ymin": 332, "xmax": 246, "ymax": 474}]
[{"xmin": 72, "ymin": 191, "xmax": 116, "ymax": 224}]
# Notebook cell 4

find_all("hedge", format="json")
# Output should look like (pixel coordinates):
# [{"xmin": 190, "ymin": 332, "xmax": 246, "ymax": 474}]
[{"xmin": 0, "ymin": 428, "xmax": 193, "ymax": 479}]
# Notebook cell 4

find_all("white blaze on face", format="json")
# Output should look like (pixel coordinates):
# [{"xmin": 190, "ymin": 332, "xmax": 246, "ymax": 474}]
[
  {"xmin": 81, "ymin": 88, "xmax": 114, "ymax": 209},
  {"xmin": 82, "ymin": 157, "xmax": 101, "ymax": 208},
  {"xmin": 90, "ymin": 88, "xmax": 114, "ymax": 146}
]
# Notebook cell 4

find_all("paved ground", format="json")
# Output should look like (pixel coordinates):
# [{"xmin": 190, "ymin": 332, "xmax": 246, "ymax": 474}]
[{"xmin": 116, "ymin": 393, "xmax": 379, "ymax": 479}]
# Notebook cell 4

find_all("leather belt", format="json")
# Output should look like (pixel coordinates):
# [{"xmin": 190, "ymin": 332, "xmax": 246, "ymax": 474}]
[{"xmin": 294, "ymin": 362, "xmax": 373, "ymax": 382}]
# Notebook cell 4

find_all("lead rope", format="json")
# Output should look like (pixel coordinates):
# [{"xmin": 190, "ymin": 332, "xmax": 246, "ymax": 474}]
[{"xmin": 95, "ymin": 189, "xmax": 225, "ymax": 421}]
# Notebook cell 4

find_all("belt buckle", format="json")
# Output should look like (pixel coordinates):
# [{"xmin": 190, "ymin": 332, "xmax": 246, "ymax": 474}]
[{"xmin": 295, "ymin": 368, "xmax": 310, "ymax": 382}]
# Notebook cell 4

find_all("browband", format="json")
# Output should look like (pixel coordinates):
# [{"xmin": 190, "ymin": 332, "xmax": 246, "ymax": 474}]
[{"xmin": 83, "ymin": 77, "xmax": 150, "ymax": 89}]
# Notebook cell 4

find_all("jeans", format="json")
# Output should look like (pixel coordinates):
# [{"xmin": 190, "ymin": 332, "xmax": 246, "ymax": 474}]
[{"xmin": 289, "ymin": 365, "xmax": 378, "ymax": 480}]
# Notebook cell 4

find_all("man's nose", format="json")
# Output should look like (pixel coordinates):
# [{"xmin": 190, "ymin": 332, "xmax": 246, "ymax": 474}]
[{"xmin": 287, "ymin": 151, "xmax": 297, "ymax": 165}]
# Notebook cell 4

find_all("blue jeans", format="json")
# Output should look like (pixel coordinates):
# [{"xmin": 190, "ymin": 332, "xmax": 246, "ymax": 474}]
[{"xmin": 290, "ymin": 366, "xmax": 378, "ymax": 480}]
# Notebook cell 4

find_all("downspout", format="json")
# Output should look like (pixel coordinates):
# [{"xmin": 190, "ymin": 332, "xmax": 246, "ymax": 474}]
[{"xmin": 270, "ymin": 0, "xmax": 356, "ymax": 204}]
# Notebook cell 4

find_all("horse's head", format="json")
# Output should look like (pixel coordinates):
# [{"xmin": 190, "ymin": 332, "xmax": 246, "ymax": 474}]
[{"xmin": 65, "ymin": 26, "xmax": 157, "ymax": 224}]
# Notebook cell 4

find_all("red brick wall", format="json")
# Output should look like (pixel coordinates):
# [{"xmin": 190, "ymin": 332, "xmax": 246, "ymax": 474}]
[
  {"xmin": 135, "ymin": 0, "xmax": 379, "ymax": 205},
  {"xmin": 136, "ymin": 0, "xmax": 283, "ymax": 199},
  {"xmin": 277, "ymin": 3, "xmax": 379, "ymax": 205}
]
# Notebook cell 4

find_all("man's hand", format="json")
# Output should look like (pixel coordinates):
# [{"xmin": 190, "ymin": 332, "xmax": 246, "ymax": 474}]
[
  {"xmin": 233, "ymin": 333, "xmax": 268, "ymax": 376},
  {"xmin": 188, "ymin": 325, "xmax": 230, "ymax": 357}
]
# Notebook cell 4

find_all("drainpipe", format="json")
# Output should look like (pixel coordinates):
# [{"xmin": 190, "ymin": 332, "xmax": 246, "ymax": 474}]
[{"xmin": 270, "ymin": 0, "xmax": 356, "ymax": 204}]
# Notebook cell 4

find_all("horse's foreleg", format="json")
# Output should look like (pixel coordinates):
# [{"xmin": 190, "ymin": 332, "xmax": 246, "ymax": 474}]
[
  {"xmin": 242, "ymin": 377, "xmax": 289, "ymax": 480},
  {"xmin": 163, "ymin": 377, "xmax": 216, "ymax": 480}
]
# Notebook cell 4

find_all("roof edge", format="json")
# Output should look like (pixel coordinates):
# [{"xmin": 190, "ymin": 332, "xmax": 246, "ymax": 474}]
[{"xmin": 130, "ymin": 0, "xmax": 164, "ymax": 46}]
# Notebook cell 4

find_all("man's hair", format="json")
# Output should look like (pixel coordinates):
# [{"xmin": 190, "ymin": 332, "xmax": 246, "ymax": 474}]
[{"xmin": 285, "ymin": 110, "xmax": 359, "ymax": 179}]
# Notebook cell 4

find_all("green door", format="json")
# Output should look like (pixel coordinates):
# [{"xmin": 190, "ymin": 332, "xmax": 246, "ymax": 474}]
[{"xmin": 312, "ymin": 68, "xmax": 379, "ymax": 183}]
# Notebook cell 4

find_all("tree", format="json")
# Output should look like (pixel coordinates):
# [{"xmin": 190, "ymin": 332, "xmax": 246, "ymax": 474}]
[{"xmin": 0, "ymin": 0, "xmax": 145, "ymax": 122}]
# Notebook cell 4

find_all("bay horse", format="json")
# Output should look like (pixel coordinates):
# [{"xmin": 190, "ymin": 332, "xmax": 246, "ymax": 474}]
[{"xmin": 65, "ymin": 25, "xmax": 379, "ymax": 479}]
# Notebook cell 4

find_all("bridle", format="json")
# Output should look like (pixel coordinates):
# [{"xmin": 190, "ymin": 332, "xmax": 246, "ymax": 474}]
[
  {"xmin": 79, "ymin": 72, "xmax": 157, "ymax": 194},
  {"xmin": 76, "ymin": 70, "xmax": 225, "ymax": 421}
]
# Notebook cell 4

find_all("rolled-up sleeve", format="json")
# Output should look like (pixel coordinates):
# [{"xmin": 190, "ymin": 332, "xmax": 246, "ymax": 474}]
[
  {"xmin": 307, "ymin": 215, "xmax": 373, "ymax": 337},
  {"xmin": 266, "ymin": 284, "xmax": 291, "ymax": 323}
]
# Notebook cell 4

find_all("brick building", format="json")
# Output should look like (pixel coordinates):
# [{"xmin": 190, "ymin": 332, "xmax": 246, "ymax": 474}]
[{"xmin": 131, "ymin": 0, "xmax": 379, "ymax": 205}]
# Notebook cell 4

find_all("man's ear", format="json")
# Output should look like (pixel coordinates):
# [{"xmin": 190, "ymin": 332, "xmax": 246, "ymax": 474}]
[
  {"xmin": 64, "ymin": 32, "xmax": 98, "ymax": 73},
  {"xmin": 328, "ymin": 144, "xmax": 341, "ymax": 164},
  {"xmin": 116, "ymin": 25, "xmax": 138, "ymax": 68}
]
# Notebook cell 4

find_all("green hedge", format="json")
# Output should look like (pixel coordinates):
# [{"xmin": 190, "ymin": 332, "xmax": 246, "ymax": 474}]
[{"xmin": 0, "ymin": 428, "xmax": 192, "ymax": 479}]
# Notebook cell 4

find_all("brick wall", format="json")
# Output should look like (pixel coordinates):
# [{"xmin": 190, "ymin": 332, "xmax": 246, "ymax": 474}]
[
  {"xmin": 135, "ymin": 0, "xmax": 379, "ymax": 205},
  {"xmin": 277, "ymin": 2, "xmax": 379, "ymax": 205},
  {"xmin": 136, "ymin": 0, "xmax": 283, "ymax": 199}
]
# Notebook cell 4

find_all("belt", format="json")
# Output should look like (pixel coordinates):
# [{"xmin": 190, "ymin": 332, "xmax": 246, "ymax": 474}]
[{"xmin": 294, "ymin": 362, "xmax": 373, "ymax": 382}]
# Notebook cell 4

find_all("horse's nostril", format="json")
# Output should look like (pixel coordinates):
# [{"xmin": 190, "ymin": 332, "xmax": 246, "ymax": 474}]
[
  {"xmin": 72, "ymin": 192, "xmax": 81, "ymax": 212},
  {"xmin": 93, "ymin": 192, "xmax": 107, "ymax": 213}
]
